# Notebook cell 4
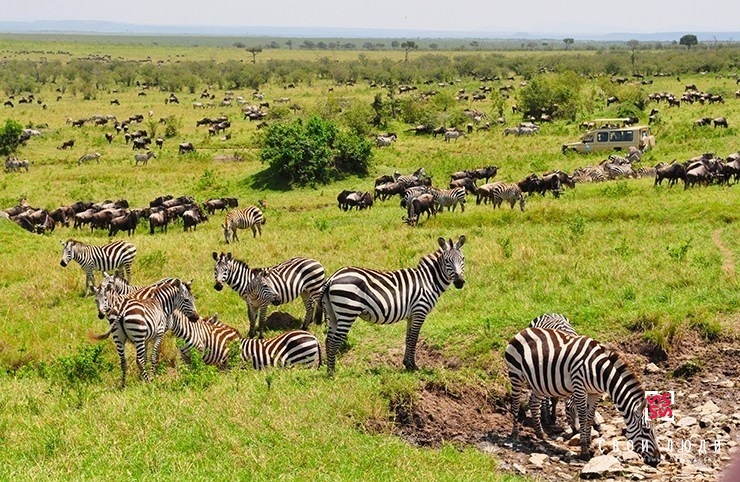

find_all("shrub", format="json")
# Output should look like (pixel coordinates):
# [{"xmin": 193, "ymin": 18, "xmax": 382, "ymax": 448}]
[
  {"xmin": 0, "ymin": 119, "xmax": 23, "ymax": 157},
  {"xmin": 517, "ymin": 71, "xmax": 584, "ymax": 121},
  {"xmin": 260, "ymin": 116, "xmax": 372, "ymax": 186}
]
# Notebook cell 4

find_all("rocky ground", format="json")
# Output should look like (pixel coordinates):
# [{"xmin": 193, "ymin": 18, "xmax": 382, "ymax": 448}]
[{"xmin": 370, "ymin": 332, "xmax": 739, "ymax": 480}]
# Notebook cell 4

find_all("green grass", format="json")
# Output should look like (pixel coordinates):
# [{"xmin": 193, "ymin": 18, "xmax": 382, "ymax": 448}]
[{"xmin": 0, "ymin": 38, "xmax": 738, "ymax": 480}]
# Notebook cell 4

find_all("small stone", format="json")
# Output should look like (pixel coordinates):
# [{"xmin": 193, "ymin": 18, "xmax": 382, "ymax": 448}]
[
  {"xmin": 700, "ymin": 400, "xmax": 721, "ymax": 414},
  {"xmin": 529, "ymin": 453, "xmax": 548, "ymax": 468},
  {"xmin": 617, "ymin": 450, "xmax": 641, "ymax": 463},
  {"xmin": 699, "ymin": 416, "xmax": 714, "ymax": 429},
  {"xmin": 594, "ymin": 412, "xmax": 605, "ymax": 425},
  {"xmin": 512, "ymin": 463, "xmax": 527, "ymax": 475},
  {"xmin": 645, "ymin": 363, "xmax": 662, "ymax": 374},
  {"xmin": 675, "ymin": 416, "xmax": 698, "ymax": 428},
  {"xmin": 715, "ymin": 379, "xmax": 735, "ymax": 388},
  {"xmin": 568, "ymin": 434, "xmax": 582, "ymax": 447},
  {"xmin": 580, "ymin": 454, "xmax": 623, "ymax": 478}
]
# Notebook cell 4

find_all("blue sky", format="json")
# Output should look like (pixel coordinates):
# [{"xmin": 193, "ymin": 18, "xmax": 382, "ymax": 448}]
[{"xmin": 3, "ymin": 0, "xmax": 737, "ymax": 35}]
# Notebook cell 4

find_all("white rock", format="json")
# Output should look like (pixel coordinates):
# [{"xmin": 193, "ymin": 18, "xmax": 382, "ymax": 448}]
[
  {"xmin": 512, "ymin": 463, "xmax": 527, "ymax": 475},
  {"xmin": 644, "ymin": 363, "xmax": 662, "ymax": 374},
  {"xmin": 715, "ymin": 379, "xmax": 735, "ymax": 388},
  {"xmin": 675, "ymin": 416, "xmax": 697, "ymax": 427},
  {"xmin": 581, "ymin": 455, "xmax": 624, "ymax": 478},
  {"xmin": 594, "ymin": 411, "xmax": 605, "ymax": 425},
  {"xmin": 700, "ymin": 400, "xmax": 721, "ymax": 414},
  {"xmin": 529, "ymin": 453, "xmax": 548, "ymax": 468}
]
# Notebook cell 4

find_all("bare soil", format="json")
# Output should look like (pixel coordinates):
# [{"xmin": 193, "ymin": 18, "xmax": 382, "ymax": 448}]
[{"xmin": 367, "ymin": 334, "xmax": 739, "ymax": 480}]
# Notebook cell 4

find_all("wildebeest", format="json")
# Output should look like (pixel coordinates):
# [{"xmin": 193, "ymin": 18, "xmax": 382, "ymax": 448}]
[
  {"xmin": 58, "ymin": 139, "xmax": 75, "ymax": 150},
  {"xmin": 149, "ymin": 209, "xmax": 171, "ymax": 235},
  {"xmin": 449, "ymin": 177, "xmax": 478, "ymax": 194},
  {"xmin": 475, "ymin": 183, "xmax": 497, "ymax": 204},
  {"xmin": 155, "ymin": 137, "xmax": 164, "ymax": 149},
  {"xmin": 684, "ymin": 164, "xmax": 712, "ymax": 189},
  {"xmin": 654, "ymin": 161, "xmax": 686, "ymax": 187},
  {"xmin": 183, "ymin": 206, "xmax": 208, "ymax": 232},
  {"xmin": 404, "ymin": 193, "xmax": 436, "ymax": 226},
  {"xmin": 108, "ymin": 211, "xmax": 138, "ymax": 237},
  {"xmin": 179, "ymin": 142, "xmax": 195, "ymax": 154},
  {"xmin": 204, "ymin": 197, "xmax": 238, "ymax": 215},
  {"xmin": 606, "ymin": 96, "xmax": 619, "ymax": 106},
  {"xmin": 713, "ymin": 117, "xmax": 728, "ymax": 128}
]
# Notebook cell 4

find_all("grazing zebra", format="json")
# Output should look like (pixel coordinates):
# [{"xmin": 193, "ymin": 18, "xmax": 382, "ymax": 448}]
[
  {"xmin": 91, "ymin": 279, "xmax": 199, "ymax": 387},
  {"xmin": 529, "ymin": 313, "xmax": 578, "ymax": 428},
  {"xmin": 492, "ymin": 183, "xmax": 526, "ymax": 211},
  {"xmin": 212, "ymin": 252, "xmax": 326, "ymax": 338},
  {"xmin": 505, "ymin": 328, "xmax": 660, "ymax": 466},
  {"xmin": 433, "ymin": 187, "xmax": 467, "ymax": 212},
  {"xmin": 171, "ymin": 312, "xmax": 320, "ymax": 369},
  {"xmin": 222, "ymin": 206, "xmax": 265, "ymax": 244},
  {"xmin": 444, "ymin": 130, "xmax": 465, "ymax": 142},
  {"xmin": 77, "ymin": 152, "xmax": 101, "ymax": 166},
  {"xmin": 169, "ymin": 312, "xmax": 241, "ymax": 367},
  {"xmin": 60, "ymin": 239, "xmax": 137, "ymax": 295},
  {"xmin": 322, "ymin": 236, "xmax": 466, "ymax": 376},
  {"xmin": 400, "ymin": 185, "xmax": 431, "ymax": 208}
]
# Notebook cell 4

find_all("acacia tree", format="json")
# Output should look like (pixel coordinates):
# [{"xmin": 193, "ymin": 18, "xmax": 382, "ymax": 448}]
[
  {"xmin": 563, "ymin": 38, "xmax": 574, "ymax": 51},
  {"xmin": 0, "ymin": 119, "xmax": 23, "ymax": 157},
  {"xmin": 401, "ymin": 41, "xmax": 418, "ymax": 62},
  {"xmin": 679, "ymin": 34, "xmax": 698, "ymax": 50},
  {"xmin": 246, "ymin": 46, "xmax": 262, "ymax": 64}
]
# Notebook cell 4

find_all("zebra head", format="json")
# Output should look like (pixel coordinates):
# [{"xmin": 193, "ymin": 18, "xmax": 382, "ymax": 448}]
[
  {"xmin": 177, "ymin": 280, "xmax": 200, "ymax": 323},
  {"xmin": 437, "ymin": 235, "xmax": 466, "ymax": 289},
  {"xmin": 60, "ymin": 239, "xmax": 77, "ymax": 267},
  {"xmin": 626, "ymin": 400, "xmax": 661, "ymax": 467},
  {"xmin": 212, "ymin": 251, "xmax": 233, "ymax": 291},
  {"xmin": 246, "ymin": 269, "xmax": 280, "ymax": 307},
  {"xmin": 93, "ymin": 283, "xmax": 118, "ymax": 320}
]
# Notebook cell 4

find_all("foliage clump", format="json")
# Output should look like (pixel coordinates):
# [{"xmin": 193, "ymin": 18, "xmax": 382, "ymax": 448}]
[
  {"xmin": 0, "ymin": 119, "xmax": 23, "ymax": 157},
  {"xmin": 517, "ymin": 71, "xmax": 584, "ymax": 121},
  {"xmin": 260, "ymin": 116, "xmax": 372, "ymax": 186}
]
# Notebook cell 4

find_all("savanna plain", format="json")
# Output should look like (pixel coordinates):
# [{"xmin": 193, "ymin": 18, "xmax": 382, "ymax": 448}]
[{"xmin": 0, "ymin": 37, "xmax": 738, "ymax": 480}]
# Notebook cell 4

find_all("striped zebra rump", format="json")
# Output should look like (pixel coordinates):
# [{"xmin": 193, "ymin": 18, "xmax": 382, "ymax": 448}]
[
  {"xmin": 323, "ymin": 236, "xmax": 466, "ymax": 376},
  {"xmin": 492, "ymin": 183, "xmax": 525, "ymax": 211},
  {"xmin": 505, "ymin": 327, "xmax": 660, "ymax": 465},
  {"xmin": 240, "ymin": 330, "xmax": 321, "ymax": 369},
  {"xmin": 223, "ymin": 206, "xmax": 265, "ymax": 244},
  {"xmin": 433, "ymin": 187, "xmax": 467, "ymax": 212},
  {"xmin": 60, "ymin": 238, "xmax": 137, "ymax": 294}
]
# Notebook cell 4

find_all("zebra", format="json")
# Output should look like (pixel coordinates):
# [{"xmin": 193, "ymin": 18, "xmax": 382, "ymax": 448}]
[
  {"xmin": 222, "ymin": 206, "xmax": 265, "ymax": 244},
  {"xmin": 444, "ymin": 130, "xmax": 465, "ymax": 142},
  {"xmin": 90, "ymin": 279, "xmax": 199, "ymax": 387},
  {"xmin": 134, "ymin": 151, "xmax": 156, "ymax": 166},
  {"xmin": 77, "ymin": 152, "xmax": 101, "ymax": 166},
  {"xmin": 60, "ymin": 239, "xmax": 137, "ymax": 295},
  {"xmin": 433, "ymin": 187, "xmax": 467, "ymax": 212},
  {"xmin": 492, "ymin": 183, "xmax": 526, "ymax": 211},
  {"xmin": 93, "ymin": 272, "xmax": 177, "ymax": 320},
  {"xmin": 212, "ymin": 252, "xmax": 326, "ymax": 338},
  {"xmin": 322, "ymin": 235, "xmax": 466, "ymax": 377},
  {"xmin": 170, "ymin": 312, "xmax": 321, "ymax": 369},
  {"xmin": 528, "ymin": 313, "xmax": 577, "ymax": 428},
  {"xmin": 169, "ymin": 312, "xmax": 241, "ymax": 367},
  {"xmin": 604, "ymin": 163, "xmax": 636, "ymax": 180},
  {"xmin": 400, "ymin": 185, "xmax": 431, "ymax": 208},
  {"xmin": 505, "ymin": 327, "xmax": 660, "ymax": 466}
]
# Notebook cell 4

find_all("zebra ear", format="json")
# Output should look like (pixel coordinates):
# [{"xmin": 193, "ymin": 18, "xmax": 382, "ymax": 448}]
[
  {"xmin": 227, "ymin": 252, "xmax": 232, "ymax": 259},
  {"xmin": 437, "ymin": 237, "xmax": 448, "ymax": 250},
  {"xmin": 212, "ymin": 251, "xmax": 218, "ymax": 261},
  {"xmin": 455, "ymin": 235, "xmax": 466, "ymax": 249}
]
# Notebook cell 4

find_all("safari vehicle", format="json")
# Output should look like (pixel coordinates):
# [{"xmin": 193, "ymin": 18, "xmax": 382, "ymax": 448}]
[{"xmin": 562, "ymin": 119, "xmax": 653, "ymax": 154}]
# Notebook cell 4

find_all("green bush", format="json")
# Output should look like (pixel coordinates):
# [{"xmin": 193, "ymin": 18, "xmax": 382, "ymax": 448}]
[
  {"xmin": 0, "ymin": 119, "xmax": 23, "ymax": 157},
  {"xmin": 517, "ymin": 71, "xmax": 584, "ymax": 121},
  {"xmin": 260, "ymin": 116, "xmax": 372, "ymax": 186}
]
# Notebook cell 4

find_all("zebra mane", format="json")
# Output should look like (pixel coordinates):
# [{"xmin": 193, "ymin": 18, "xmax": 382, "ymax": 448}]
[{"xmin": 604, "ymin": 344, "xmax": 645, "ymax": 393}]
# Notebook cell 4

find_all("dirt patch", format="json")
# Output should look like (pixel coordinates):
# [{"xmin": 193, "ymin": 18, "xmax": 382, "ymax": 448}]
[{"xmin": 369, "ymin": 335, "xmax": 739, "ymax": 480}]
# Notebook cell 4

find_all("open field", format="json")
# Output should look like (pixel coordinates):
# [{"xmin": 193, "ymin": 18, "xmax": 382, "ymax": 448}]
[{"xmin": 0, "ymin": 37, "xmax": 738, "ymax": 480}]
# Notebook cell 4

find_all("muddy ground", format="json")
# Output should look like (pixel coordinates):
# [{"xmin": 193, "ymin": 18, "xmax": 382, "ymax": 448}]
[{"xmin": 367, "ymin": 332, "xmax": 739, "ymax": 480}]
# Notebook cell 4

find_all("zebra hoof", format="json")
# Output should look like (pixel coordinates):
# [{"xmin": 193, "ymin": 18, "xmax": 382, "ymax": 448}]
[
  {"xmin": 535, "ymin": 431, "xmax": 548, "ymax": 441},
  {"xmin": 403, "ymin": 361, "xmax": 418, "ymax": 371}
]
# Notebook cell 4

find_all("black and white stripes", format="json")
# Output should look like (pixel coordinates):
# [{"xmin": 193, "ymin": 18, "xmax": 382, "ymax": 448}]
[
  {"xmin": 60, "ymin": 239, "xmax": 137, "ymax": 295},
  {"xmin": 222, "ymin": 206, "xmax": 265, "ymax": 244},
  {"xmin": 322, "ymin": 235, "xmax": 466, "ymax": 376},
  {"xmin": 505, "ymin": 327, "xmax": 660, "ymax": 465},
  {"xmin": 212, "ymin": 252, "xmax": 326, "ymax": 339},
  {"xmin": 492, "ymin": 182, "xmax": 526, "ymax": 211}
]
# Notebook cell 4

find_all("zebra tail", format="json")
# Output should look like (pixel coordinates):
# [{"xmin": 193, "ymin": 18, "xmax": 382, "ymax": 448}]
[
  {"xmin": 87, "ymin": 326, "xmax": 113, "ymax": 341},
  {"xmin": 319, "ymin": 279, "xmax": 336, "ymax": 328}
]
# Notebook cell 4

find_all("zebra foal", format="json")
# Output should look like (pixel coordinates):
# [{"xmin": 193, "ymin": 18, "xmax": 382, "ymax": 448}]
[
  {"xmin": 505, "ymin": 327, "xmax": 660, "ymax": 466},
  {"xmin": 222, "ymin": 206, "xmax": 265, "ymax": 244},
  {"xmin": 322, "ymin": 235, "xmax": 466, "ymax": 376},
  {"xmin": 60, "ymin": 239, "xmax": 137, "ymax": 295}
]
